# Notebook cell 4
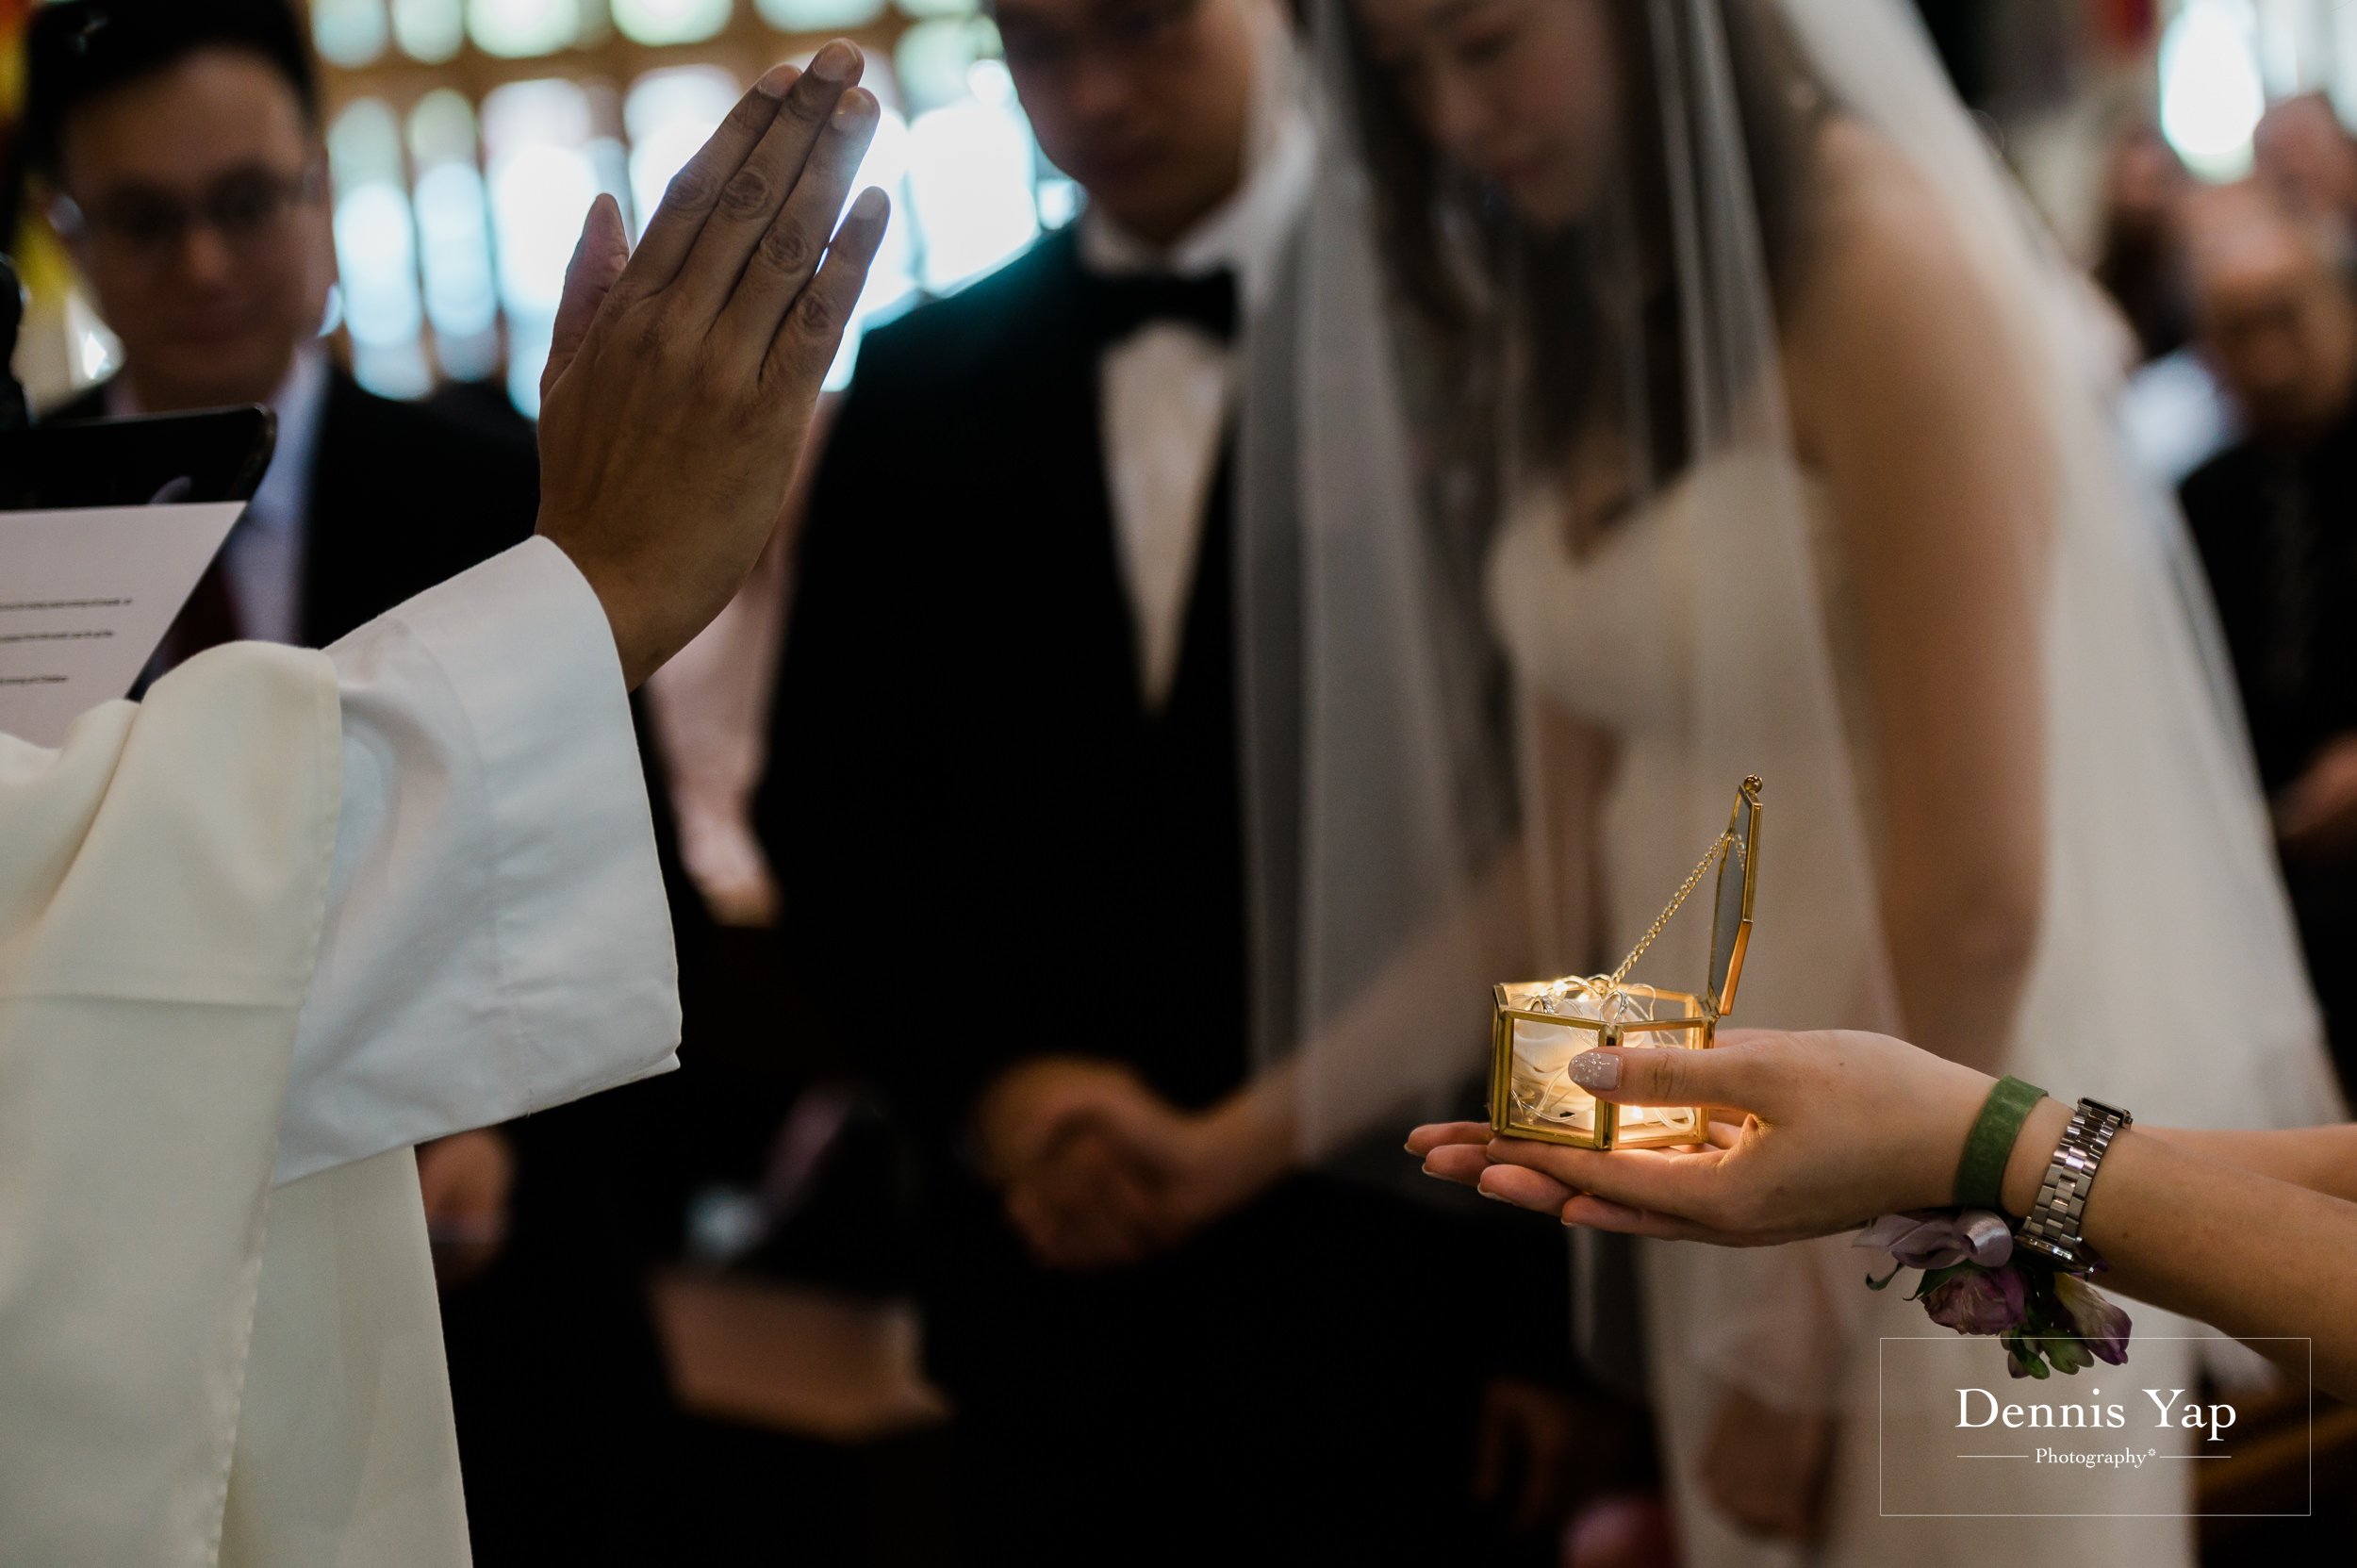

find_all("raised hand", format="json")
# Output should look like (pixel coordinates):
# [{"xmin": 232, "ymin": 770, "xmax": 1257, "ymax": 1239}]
[{"xmin": 534, "ymin": 41, "xmax": 889, "ymax": 688}]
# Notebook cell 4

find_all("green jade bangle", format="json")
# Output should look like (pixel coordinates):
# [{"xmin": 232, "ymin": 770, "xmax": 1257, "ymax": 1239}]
[{"xmin": 1953, "ymin": 1075, "xmax": 2047, "ymax": 1213}]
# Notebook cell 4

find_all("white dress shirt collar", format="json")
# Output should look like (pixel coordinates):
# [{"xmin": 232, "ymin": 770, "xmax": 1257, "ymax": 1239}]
[
  {"xmin": 245, "ymin": 344, "xmax": 332, "ymax": 532},
  {"xmin": 109, "ymin": 345, "xmax": 331, "ymax": 647},
  {"xmin": 1079, "ymin": 99, "xmax": 1314, "ymax": 712}
]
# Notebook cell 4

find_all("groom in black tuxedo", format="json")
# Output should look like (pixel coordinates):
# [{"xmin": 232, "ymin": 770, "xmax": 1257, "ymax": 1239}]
[{"xmin": 761, "ymin": 0, "xmax": 1579, "ymax": 1560}]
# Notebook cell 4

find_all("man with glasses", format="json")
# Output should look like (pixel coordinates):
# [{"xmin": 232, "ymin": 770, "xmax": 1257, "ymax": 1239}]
[
  {"xmin": 23, "ymin": 0, "xmax": 540, "ymax": 668},
  {"xmin": 18, "ymin": 6, "xmax": 676, "ymax": 1562},
  {"xmin": 760, "ymin": 0, "xmax": 1550, "ymax": 1559}
]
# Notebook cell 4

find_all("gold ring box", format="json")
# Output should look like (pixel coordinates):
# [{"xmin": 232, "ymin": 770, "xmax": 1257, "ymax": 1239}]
[{"xmin": 1489, "ymin": 776, "xmax": 1761, "ymax": 1149}]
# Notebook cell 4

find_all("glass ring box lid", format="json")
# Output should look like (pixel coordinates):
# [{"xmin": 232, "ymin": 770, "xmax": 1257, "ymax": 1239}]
[{"xmin": 1490, "ymin": 776, "xmax": 1762, "ymax": 1149}]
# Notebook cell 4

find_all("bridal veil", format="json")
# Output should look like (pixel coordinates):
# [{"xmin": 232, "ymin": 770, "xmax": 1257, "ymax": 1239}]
[{"xmin": 1245, "ymin": 0, "xmax": 2343, "ymax": 1218}]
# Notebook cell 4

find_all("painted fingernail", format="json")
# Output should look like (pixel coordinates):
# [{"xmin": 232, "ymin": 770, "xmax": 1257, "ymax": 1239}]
[
  {"xmin": 1568, "ymin": 1048, "xmax": 1621, "ymax": 1091},
  {"xmin": 810, "ymin": 40, "xmax": 860, "ymax": 84},
  {"xmin": 753, "ymin": 62, "xmax": 799, "ymax": 99}
]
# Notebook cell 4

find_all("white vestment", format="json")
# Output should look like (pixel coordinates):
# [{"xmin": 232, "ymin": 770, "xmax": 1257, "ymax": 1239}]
[{"xmin": 0, "ymin": 538, "xmax": 680, "ymax": 1566}]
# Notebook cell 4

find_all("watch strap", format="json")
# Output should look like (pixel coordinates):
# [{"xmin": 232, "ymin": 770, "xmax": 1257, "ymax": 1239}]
[
  {"xmin": 2014, "ymin": 1098, "xmax": 2134, "ymax": 1270},
  {"xmin": 1954, "ymin": 1075, "xmax": 2047, "ymax": 1212}
]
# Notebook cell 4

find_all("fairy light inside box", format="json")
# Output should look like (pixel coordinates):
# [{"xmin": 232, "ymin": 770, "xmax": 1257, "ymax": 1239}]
[{"xmin": 1490, "ymin": 776, "xmax": 1762, "ymax": 1150}]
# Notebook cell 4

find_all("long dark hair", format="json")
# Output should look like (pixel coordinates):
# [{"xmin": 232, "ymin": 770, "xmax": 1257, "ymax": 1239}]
[{"xmin": 1339, "ymin": 0, "xmax": 1830, "ymax": 499}]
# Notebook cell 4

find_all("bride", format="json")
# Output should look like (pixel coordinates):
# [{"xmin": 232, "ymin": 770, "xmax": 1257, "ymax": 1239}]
[{"xmin": 1255, "ymin": 0, "xmax": 2347, "ymax": 1560}]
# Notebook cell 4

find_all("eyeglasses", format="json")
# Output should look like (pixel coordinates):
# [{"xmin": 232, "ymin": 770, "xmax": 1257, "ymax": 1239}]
[
  {"xmin": 50, "ymin": 165, "xmax": 324, "ymax": 264},
  {"xmin": 995, "ymin": 0, "xmax": 1211, "ymax": 80}
]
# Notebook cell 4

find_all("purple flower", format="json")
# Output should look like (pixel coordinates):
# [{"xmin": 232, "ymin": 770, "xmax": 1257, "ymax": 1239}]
[
  {"xmin": 1855, "ymin": 1211, "xmax": 2014, "ymax": 1281},
  {"xmin": 1922, "ymin": 1264, "xmax": 2031, "ymax": 1337},
  {"xmin": 2052, "ymin": 1274, "xmax": 2133, "ymax": 1366}
]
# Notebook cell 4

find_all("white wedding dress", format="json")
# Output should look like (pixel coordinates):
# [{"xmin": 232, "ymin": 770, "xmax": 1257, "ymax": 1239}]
[{"xmin": 1487, "ymin": 453, "xmax": 2227, "ymax": 1567}]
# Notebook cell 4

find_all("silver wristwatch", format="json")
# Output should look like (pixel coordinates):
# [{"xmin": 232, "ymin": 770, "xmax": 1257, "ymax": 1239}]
[{"xmin": 2014, "ymin": 1097, "xmax": 2133, "ymax": 1270}]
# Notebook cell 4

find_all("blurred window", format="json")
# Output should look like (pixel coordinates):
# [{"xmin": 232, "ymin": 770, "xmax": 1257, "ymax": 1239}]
[
  {"xmin": 2162, "ymin": 0, "xmax": 2266, "ymax": 179},
  {"xmin": 329, "ymin": 100, "xmax": 432, "ymax": 396},
  {"xmin": 905, "ymin": 58, "xmax": 1038, "ymax": 292},
  {"xmin": 483, "ymin": 79, "xmax": 608, "ymax": 411},
  {"xmin": 614, "ymin": 0, "xmax": 734, "ymax": 45},
  {"xmin": 318, "ymin": 3, "xmax": 1065, "ymax": 409},
  {"xmin": 469, "ymin": 0, "xmax": 590, "ymax": 58},
  {"xmin": 893, "ymin": 15, "xmax": 991, "ymax": 110},
  {"xmin": 394, "ymin": 0, "xmax": 469, "ymax": 61},
  {"xmin": 756, "ymin": 0, "xmax": 888, "ymax": 27},
  {"xmin": 314, "ymin": 0, "xmax": 392, "ymax": 66},
  {"xmin": 410, "ymin": 92, "xmax": 503, "ymax": 381}
]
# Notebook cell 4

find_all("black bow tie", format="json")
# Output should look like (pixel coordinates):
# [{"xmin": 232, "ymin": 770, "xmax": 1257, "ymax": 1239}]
[{"xmin": 1078, "ymin": 267, "xmax": 1240, "ymax": 347}]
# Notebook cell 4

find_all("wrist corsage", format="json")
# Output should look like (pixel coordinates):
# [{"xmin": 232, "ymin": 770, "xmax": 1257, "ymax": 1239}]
[
  {"xmin": 1854, "ymin": 1210, "xmax": 2132, "ymax": 1379},
  {"xmin": 1855, "ymin": 1075, "xmax": 2136, "ymax": 1380}
]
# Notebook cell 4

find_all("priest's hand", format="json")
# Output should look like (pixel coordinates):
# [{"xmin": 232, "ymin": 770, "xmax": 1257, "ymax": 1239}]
[
  {"xmin": 534, "ymin": 41, "xmax": 890, "ymax": 690},
  {"xmin": 418, "ymin": 1128, "xmax": 518, "ymax": 1288}
]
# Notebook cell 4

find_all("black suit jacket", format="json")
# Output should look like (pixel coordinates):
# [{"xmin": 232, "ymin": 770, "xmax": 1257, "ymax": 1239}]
[
  {"xmin": 760, "ymin": 227, "xmax": 1254, "ymax": 1120},
  {"xmin": 48, "ymin": 367, "xmax": 541, "ymax": 646},
  {"xmin": 2181, "ymin": 407, "xmax": 2357, "ymax": 795},
  {"xmin": 2183, "ymin": 407, "xmax": 2357, "ymax": 1087}
]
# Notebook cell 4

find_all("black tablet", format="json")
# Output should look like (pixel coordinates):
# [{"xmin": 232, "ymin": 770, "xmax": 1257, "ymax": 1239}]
[{"xmin": 0, "ymin": 405, "xmax": 279, "ymax": 512}]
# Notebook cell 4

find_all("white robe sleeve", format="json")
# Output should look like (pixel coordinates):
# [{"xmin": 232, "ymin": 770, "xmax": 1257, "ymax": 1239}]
[{"xmin": 272, "ymin": 536, "xmax": 681, "ymax": 1186}]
